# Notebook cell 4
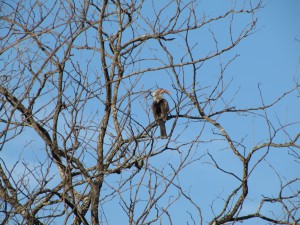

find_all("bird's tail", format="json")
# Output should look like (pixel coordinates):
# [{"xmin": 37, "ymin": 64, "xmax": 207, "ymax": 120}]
[{"xmin": 159, "ymin": 121, "xmax": 167, "ymax": 138}]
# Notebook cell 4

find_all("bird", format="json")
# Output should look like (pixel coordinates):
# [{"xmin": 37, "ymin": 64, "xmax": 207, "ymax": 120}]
[{"xmin": 152, "ymin": 88, "xmax": 170, "ymax": 138}]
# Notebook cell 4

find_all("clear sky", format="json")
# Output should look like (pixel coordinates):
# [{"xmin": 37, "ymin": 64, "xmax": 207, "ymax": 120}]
[
  {"xmin": 237, "ymin": 0, "xmax": 300, "ymax": 94},
  {"xmin": 1, "ymin": 0, "xmax": 299, "ymax": 224}
]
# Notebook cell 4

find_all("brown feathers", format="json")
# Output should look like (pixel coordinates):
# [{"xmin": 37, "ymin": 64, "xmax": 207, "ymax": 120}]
[{"xmin": 152, "ymin": 89, "xmax": 170, "ymax": 138}]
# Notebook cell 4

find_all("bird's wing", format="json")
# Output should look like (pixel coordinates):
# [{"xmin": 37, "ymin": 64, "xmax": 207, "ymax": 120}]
[
  {"xmin": 160, "ymin": 99, "xmax": 169, "ymax": 121},
  {"xmin": 152, "ymin": 101, "xmax": 161, "ymax": 121}
]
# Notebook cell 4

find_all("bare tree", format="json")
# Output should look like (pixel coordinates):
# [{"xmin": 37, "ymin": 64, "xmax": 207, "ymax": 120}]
[{"xmin": 0, "ymin": 0, "xmax": 299, "ymax": 225}]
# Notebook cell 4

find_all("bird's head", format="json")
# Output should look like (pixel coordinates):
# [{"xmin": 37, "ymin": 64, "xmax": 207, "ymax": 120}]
[{"xmin": 152, "ymin": 88, "xmax": 170, "ymax": 101}]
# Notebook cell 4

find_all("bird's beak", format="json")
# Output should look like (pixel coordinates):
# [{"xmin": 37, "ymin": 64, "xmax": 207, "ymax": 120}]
[{"xmin": 160, "ymin": 89, "xmax": 171, "ymax": 95}]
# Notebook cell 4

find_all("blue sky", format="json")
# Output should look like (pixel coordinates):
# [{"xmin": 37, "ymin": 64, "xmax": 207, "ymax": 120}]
[
  {"xmin": 238, "ymin": 0, "xmax": 300, "ymax": 91},
  {"xmin": 1, "ymin": 0, "xmax": 299, "ymax": 224}
]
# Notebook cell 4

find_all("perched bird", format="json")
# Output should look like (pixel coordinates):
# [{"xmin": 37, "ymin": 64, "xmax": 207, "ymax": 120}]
[{"xmin": 152, "ymin": 88, "xmax": 170, "ymax": 138}]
